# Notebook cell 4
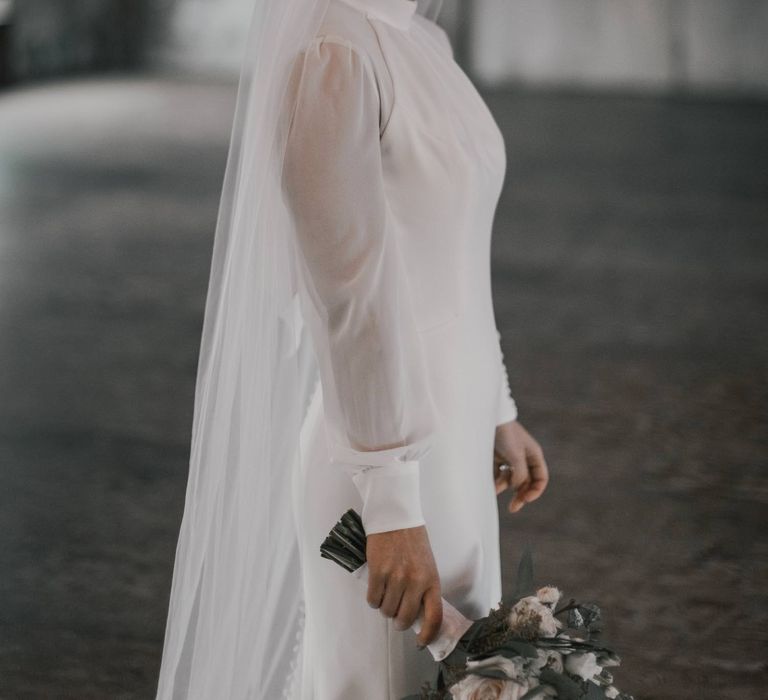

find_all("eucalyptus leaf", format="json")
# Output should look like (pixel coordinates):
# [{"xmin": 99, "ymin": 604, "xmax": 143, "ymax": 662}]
[
  {"xmin": 521, "ymin": 686, "xmax": 556, "ymax": 700},
  {"xmin": 498, "ymin": 640, "xmax": 539, "ymax": 659},
  {"xmin": 461, "ymin": 618, "xmax": 488, "ymax": 649},
  {"xmin": 460, "ymin": 619, "xmax": 485, "ymax": 641},
  {"xmin": 435, "ymin": 665, "xmax": 444, "ymax": 690},
  {"xmin": 511, "ymin": 542, "xmax": 535, "ymax": 601},
  {"xmin": 586, "ymin": 681, "xmax": 608, "ymax": 699},
  {"xmin": 467, "ymin": 639, "xmax": 538, "ymax": 662},
  {"xmin": 471, "ymin": 668, "xmax": 512, "ymax": 680},
  {"xmin": 539, "ymin": 668, "xmax": 587, "ymax": 700},
  {"xmin": 442, "ymin": 646, "xmax": 469, "ymax": 668}
]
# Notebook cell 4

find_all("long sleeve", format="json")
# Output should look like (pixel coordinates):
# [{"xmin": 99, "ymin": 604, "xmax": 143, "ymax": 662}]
[
  {"xmin": 281, "ymin": 37, "xmax": 436, "ymax": 535},
  {"xmin": 496, "ymin": 329, "xmax": 519, "ymax": 426}
]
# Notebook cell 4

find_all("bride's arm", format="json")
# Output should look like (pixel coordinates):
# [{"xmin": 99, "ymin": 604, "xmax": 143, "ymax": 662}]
[
  {"xmin": 282, "ymin": 35, "xmax": 435, "ymax": 534},
  {"xmin": 282, "ymin": 36, "xmax": 442, "ymax": 643}
]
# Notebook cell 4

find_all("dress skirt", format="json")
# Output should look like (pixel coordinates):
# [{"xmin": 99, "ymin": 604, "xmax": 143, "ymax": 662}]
[{"xmin": 292, "ymin": 318, "xmax": 504, "ymax": 700}]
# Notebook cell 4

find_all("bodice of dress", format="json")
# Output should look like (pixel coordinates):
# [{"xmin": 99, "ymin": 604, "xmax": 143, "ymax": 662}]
[{"xmin": 281, "ymin": 0, "xmax": 517, "ymax": 535}]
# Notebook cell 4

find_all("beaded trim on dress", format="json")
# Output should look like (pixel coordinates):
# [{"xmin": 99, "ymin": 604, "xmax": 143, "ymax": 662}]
[{"xmin": 282, "ymin": 599, "xmax": 306, "ymax": 699}]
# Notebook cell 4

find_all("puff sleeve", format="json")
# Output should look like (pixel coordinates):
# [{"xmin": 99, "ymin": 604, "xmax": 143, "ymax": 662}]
[
  {"xmin": 496, "ymin": 329, "xmax": 518, "ymax": 425},
  {"xmin": 281, "ymin": 37, "xmax": 437, "ymax": 535}
]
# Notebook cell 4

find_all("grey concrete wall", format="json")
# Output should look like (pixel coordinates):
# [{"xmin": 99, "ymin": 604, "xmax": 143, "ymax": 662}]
[
  {"xmin": 3, "ymin": 0, "xmax": 150, "ymax": 81},
  {"xmin": 148, "ymin": 0, "xmax": 768, "ymax": 97},
  {"xmin": 681, "ymin": 0, "xmax": 768, "ymax": 92},
  {"xmin": 149, "ymin": 0, "xmax": 464, "ymax": 77},
  {"xmin": 471, "ymin": 0, "xmax": 768, "ymax": 95},
  {"xmin": 148, "ymin": 0, "xmax": 252, "ymax": 77},
  {"xmin": 153, "ymin": 0, "xmax": 768, "ymax": 97}
]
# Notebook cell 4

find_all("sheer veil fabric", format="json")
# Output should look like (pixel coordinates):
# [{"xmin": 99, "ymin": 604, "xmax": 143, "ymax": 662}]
[{"xmin": 155, "ymin": 1, "xmax": 444, "ymax": 698}]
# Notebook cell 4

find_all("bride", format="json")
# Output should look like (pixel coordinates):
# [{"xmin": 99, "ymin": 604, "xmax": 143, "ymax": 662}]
[{"xmin": 155, "ymin": 1, "xmax": 549, "ymax": 698}]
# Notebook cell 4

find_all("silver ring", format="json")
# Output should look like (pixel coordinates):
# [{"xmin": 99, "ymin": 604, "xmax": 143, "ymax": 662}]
[{"xmin": 498, "ymin": 464, "xmax": 512, "ymax": 472}]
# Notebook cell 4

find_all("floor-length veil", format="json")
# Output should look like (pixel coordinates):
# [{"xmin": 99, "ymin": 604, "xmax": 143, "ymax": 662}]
[
  {"xmin": 419, "ymin": 0, "xmax": 445, "ymax": 22},
  {"xmin": 155, "ymin": 0, "xmax": 444, "ymax": 698}
]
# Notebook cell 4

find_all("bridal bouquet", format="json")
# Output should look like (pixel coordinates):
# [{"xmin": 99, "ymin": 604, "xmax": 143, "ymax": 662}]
[{"xmin": 320, "ymin": 509, "xmax": 633, "ymax": 700}]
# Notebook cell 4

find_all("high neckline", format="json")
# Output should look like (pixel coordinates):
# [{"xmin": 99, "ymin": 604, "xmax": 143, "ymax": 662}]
[{"xmin": 336, "ymin": 0, "xmax": 418, "ymax": 30}]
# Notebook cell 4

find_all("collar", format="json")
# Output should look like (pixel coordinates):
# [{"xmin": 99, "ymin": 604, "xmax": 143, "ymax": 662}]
[{"xmin": 336, "ymin": 0, "xmax": 418, "ymax": 30}]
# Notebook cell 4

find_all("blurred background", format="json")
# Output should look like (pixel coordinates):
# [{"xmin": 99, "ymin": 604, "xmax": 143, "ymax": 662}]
[{"xmin": 1, "ymin": 0, "xmax": 766, "ymax": 697}]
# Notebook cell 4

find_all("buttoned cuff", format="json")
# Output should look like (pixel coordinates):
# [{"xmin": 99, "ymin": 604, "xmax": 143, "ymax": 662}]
[
  {"xmin": 496, "ymin": 330, "xmax": 519, "ymax": 425},
  {"xmin": 340, "ymin": 460, "xmax": 425, "ymax": 535}
]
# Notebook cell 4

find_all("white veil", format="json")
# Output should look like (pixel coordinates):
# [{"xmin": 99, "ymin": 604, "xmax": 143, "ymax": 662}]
[{"xmin": 155, "ymin": 0, "xmax": 445, "ymax": 698}]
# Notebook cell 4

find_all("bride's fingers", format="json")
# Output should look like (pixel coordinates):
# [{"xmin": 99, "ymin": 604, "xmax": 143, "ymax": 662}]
[
  {"xmin": 508, "ymin": 484, "xmax": 529, "ymax": 512},
  {"xmin": 379, "ymin": 578, "xmax": 405, "ymax": 619},
  {"xmin": 393, "ymin": 585, "xmax": 422, "ymax": 631},
  {"xmin": 494, "ymin": 463, "xmax": 512, "ymax": 494},
  {"xmin": 522, "ymin": 443, "xmax": 549, "ymax": 504},
  {"xmin": 507, "ymin": 463, "xmax": 532, "ymax": 513},
  {"xmin": 367, "ymin": 571, "xmax": 386, "ymax": 609},
  {"xmin": 495, "ymin": 445, "xmax": 531, "ymax": 508},
  {"xmin": 417, "ymin": 586, "xmax": 443, "ymax": 647}
]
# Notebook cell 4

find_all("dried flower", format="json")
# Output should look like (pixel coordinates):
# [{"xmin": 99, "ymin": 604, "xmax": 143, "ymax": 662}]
[
  {"xmin": 595, "ymin": 668, "xmax": 614, "ymax": 686},
  {"xmin": 567, "ymin": 607, "xmax": 584, "ymax": 628},
  {"xmin": 596, "ymin": 650, "xmax": 622, "ymax": 668},
  {"xmin": 564, "ymin": 651, "xmax": 602, "ymax": 681},
  {"xmin": 507, "ymin": 596, "xmax": 561, "ymax": 638},
  {"xmin": 529, "ymin": 648, "xmax": 564, "ymax": 675},
  {"xmin": 535, "ymin": 586, "xmax": 562, "ymax": 608}
]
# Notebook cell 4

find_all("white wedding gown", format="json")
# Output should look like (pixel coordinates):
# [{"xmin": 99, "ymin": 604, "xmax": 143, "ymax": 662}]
[{"xmin": 281, "ymin": 0, "xmax": 518, "ymax": 697}]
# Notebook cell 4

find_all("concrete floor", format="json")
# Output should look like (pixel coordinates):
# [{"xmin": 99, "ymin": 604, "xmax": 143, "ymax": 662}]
[{"xmin": 0, "ymin": 76, "xmax": 765, "ymax": 699}]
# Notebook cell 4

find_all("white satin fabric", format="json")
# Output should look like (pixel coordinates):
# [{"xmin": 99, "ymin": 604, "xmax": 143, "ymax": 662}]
[{"xmin": 281, "ymin": 0, "xmax": 518, "ymax": 697}]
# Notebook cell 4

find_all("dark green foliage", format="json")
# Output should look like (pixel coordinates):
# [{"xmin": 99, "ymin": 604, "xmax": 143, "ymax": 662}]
[{"xmin": 319, "ymin": 508, "xmax": 367, "ymax": 572}]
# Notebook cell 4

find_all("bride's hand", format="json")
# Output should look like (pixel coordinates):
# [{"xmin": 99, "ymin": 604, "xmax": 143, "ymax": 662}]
[
  {"xmin": 493, "ymin": 420, "xmax": 550, "ymax": 513},
  {"xmin": 365, "ymin": 525, "xmax": 443, "ymax": 646}
]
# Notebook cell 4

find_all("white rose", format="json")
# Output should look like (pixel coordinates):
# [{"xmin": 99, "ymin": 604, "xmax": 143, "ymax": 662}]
[
  {"xmin": 597, "ymin": 651, "xmax": 622, "ymax": 668},
  {"xmin": 508, "ymin": 596, "xmax": 560, "ymax": 638},
  {"xmin": 449, "ymin": 675, "xmax": 493, "ymax": 700},
  {"xmin": 449, "ymin": 674, "xmax": 531, "ymax": 700},
  {"xmin": 605, "ymin": 687, "xmax": 620, "ymax": 699},
  {"xmin": 535, "ymin": 586, "xmax": 562, "ymax": 608},
  {"xmin": 499, "ymin": 680, "xmax": 533, "ymax": 700},
  {"xmin": 529, "ymin": 648, "xmax": 564, "ymax": 675},
  {"xmin": 466, "ymin": 654, "xmax": 526, "ymax": 681},
  {"xmin": 564, "ymin": 651, "xmax": 602, "ymax": 681}
]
